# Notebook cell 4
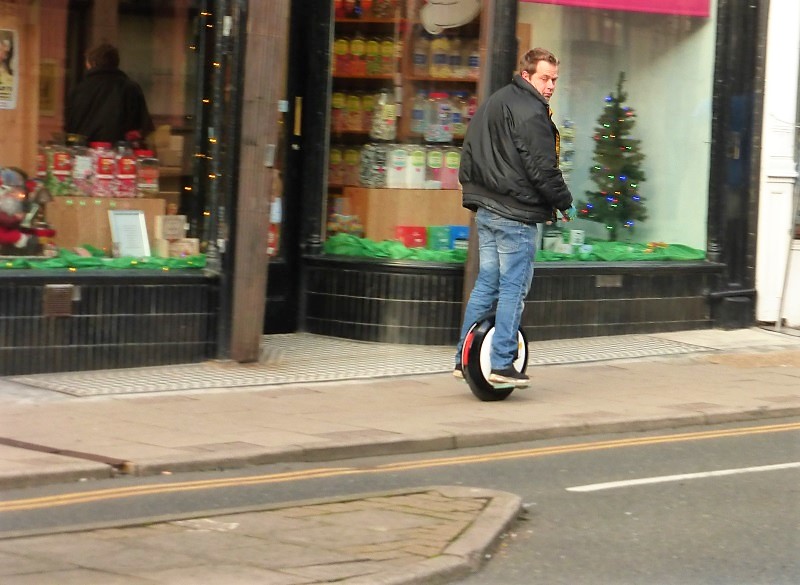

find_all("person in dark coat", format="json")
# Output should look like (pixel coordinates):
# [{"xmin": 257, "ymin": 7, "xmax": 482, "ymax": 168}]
[
  {"xmin": 454, "ymin": 47, "xmax": 575, "ymax": 387},
  {"xmin": 65, "ymin": 43, "xmax": 154, "ymax": 145}
]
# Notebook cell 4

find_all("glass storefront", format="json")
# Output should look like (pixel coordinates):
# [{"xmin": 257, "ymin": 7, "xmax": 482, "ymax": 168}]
[
  {"xmin": 323, "ymin": 0, "xmax": 480, "ymax": 262},
  {"xmin": 0, "ymin": 0, "xmax": 212, "ymax": 267},
  {"xmin": 521, "ymin": 0, "xmax": 716, "ymax": 255},
  {"xmin": 322, "ymin": 0, "xmax": 716, "ymax": 263}
]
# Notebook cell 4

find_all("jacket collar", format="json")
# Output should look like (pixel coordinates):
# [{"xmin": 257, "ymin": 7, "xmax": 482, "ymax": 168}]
[{"xmin": 512, "ymin": 74, "xmax": 549, "ymax": 107}]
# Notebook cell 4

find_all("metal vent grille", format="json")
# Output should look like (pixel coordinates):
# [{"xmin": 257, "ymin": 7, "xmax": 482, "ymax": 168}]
[{"xmin": 42, "ymin": 285, "xmax": 74, "ymax": 317}]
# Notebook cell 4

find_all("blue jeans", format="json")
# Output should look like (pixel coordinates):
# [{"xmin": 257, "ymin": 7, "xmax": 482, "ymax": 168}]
[{"xmin": 456, "ymin": 208, "xmax": 538, "ymax": 370}]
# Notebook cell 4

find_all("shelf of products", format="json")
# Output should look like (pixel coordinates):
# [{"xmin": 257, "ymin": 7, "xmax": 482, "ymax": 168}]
[{"xmin": 327, "ymin": 0, "xmax": 482, "ymax": 250}]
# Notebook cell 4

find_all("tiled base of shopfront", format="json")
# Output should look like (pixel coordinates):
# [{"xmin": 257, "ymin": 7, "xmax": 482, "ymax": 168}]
[
  {"xmin": 304, "ymin": 257, "xmax": 726, "ymax": 345},
  {"xmin": 0, "ymin": 272, "xmax": 218, "ymax": 376}
]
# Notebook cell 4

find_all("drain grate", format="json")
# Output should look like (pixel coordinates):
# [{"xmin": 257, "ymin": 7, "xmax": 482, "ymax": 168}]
[{"xmin": 7, "ymin": 333, "xmax": 713, "ymax": 397}]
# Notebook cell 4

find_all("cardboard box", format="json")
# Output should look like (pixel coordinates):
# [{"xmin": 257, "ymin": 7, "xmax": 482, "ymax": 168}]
[
  {"xmin": 46, "ymin": 197, "xmax": 166, "ymax": 253},
  {"xmin": 395, "ymin": 226, "xmax": 426, "ymax": 248},
  {"xmin": 154, "ymin": 238, "xmax": 200, "ymax": 258},
  {"xmin": 155, "ymin": 215, "xmax": 187, "ymax": 240}
]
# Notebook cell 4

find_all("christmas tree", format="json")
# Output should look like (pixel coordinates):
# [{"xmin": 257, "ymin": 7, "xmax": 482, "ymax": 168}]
[{"xmin": 578, "ymin": 73, "xmax": 647, "ymax": 241}]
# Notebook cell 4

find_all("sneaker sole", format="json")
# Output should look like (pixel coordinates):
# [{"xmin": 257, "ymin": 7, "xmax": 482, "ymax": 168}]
[{"xmin": 488, "ymin": 375, "xmax": 529, "ymax": 388}]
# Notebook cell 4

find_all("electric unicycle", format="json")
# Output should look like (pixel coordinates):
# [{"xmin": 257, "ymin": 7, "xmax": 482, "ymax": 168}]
[{"xmin": 461, "ymin": 314, "xmax": 529, "ymax": 402}]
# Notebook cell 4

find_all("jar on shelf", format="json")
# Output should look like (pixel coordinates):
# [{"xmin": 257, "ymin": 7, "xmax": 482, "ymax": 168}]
[
  {"xmin": 425, "ymin": 145, "xmax": 444, "ymax": 188},
  {"xmin": 405, "ymin": 144, "xmax": 427, "ymax": 189},
  {"xmin": 410, "ymin": 90, "xmax": 427, "ymax": 135},
  {"xmin": 329, "ymin": 145, "xmax": 344, "ymax": 185},
  {"xmin": 429, "ymin": 35, "xmax": 450, "ymax": 78},
  {"xmin": 380, "ymin": 37, "xmax": 396, "ymax": 75},
  {"xmin": 412, "ymin": 33, "xmax": 430, "ymax": 77},
  {"xmin": 386, "ymin": 144, "xmax": 409, "ymax": 188},
  {"xmin": 365, "ymin": 36, "xmax": 382, "ymax": 75},
  {"xmin": 332, "ymin": 92, "xmax": 347, "ymax": 133},
  {"xmin": 71, "ymin": 144, "xmax": 93, "ymax": 196},
  {"xmin": 361, "ymin": 92, "xmax": 376, "ymax": 131},
  {"xmin": 448, "ymin": 37, "xmax": 464, "ymax": 78},
  {"xmin": 135, "ymin": 149, "xmax": 160, "ymax": 196},
  {"xmin": 90, "ymin": 142, "xmax": 115, "ymax": 197},
  {"xmin": 423, "ymin": 92, "xmax": 454, "ymax": 143},
  {"xmin": 333, "ymin": 36, "xmax": 350, "ymax": 75},
  {"xmin": 115, "ymin": 143, "xmax": 138, "ymax": 198},
  {"xmin": 345, "ymin": 92, "xmax": 363, "ymax": 132},
  {"xmin": 359, "ymin": 143, "xmax": 388, "ymax": 188},
  {"xmin": 466, "ymin": 39, "xmax": 480, "ymax": 79},
  {"xmin": 371, "ymin": 0, "xmax": 396, "ymax": 18},
  {"xmin": 441, "ymin": 146, "xmax": 461, "ymax": 189},
  {"xmin": 349, "ymin": 34, "xmax": 367, "ymax": 76},
  {"xmin": 369, "ymin": 88, "xmax": 397, "ymax": 141}
]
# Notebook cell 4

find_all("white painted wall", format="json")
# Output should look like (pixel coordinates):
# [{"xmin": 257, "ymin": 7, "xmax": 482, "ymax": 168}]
[{"xmin": 756, "ymin": 0, "xmax": 800, "ymax": 326}]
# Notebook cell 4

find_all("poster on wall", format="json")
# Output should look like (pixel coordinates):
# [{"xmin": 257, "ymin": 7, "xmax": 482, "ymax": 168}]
[{"xmin": 0, "ymin": 29, "xmax": 18, "ymax": 110}]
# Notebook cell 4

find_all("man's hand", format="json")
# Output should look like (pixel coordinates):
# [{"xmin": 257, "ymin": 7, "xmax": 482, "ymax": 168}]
[{"xmin": 560, "ymin": 205, "xmax": 577, "ymax": 222}]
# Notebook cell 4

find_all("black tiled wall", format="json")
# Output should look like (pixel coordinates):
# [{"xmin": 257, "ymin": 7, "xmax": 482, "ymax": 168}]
[
  {"xmin": 0, "ymin": 272, "xmax": 218, "ymax": 375},
  {"xmin": 304, "ymin": 258, "xmax": 723, "ymax": 345}
]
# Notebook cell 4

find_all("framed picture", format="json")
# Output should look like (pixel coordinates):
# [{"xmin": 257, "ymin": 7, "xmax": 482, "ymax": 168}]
[{"xmin": 108, "ymin": 210, "xmax": 150, "ymax": 257}]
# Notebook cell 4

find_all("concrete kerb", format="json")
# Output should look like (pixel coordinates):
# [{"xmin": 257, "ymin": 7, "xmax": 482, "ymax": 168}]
[
  {"xmin": 5, "ymin": 406, "xmax": 800, "ymax": 491},
  {"xmin": 337, "ymin": 486, "xmax": 524, "ymax": 585}
]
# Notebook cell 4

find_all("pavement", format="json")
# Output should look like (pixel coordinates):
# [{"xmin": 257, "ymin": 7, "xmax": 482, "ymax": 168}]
[{"xmin": 0, "ymin": 326, "xmax": 799, "ymax": 584}]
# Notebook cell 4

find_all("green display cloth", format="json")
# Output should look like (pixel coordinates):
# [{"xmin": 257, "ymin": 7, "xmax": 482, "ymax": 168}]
[
  {"xmin": 324, "ymin": 233, "xmax": 468, "ymax": 263},
  {"xmin": 0, "ymin": 245, "xmax": 206, "ymax": 270},
  {"xmin": 536, "ymin": 241, "xmax": 706, "ymax": 262},
  {"xmin": 324, "ymin": 234, "xmax": 705, "ymax": 263}
]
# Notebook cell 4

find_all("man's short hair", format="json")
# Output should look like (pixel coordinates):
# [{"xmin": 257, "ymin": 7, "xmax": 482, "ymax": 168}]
[
  {"xmin": 519, "ymin": 48, "xmax": 559, "ymax": 76},
  {"xmin": 86, "ymin": 43, "xmax": 120, "ymax": 70}
]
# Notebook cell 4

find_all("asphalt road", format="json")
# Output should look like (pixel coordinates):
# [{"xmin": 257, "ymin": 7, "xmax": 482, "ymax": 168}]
[{"xmin": 2, "ymin": 419, "xmax": 798, "ymax": 584}]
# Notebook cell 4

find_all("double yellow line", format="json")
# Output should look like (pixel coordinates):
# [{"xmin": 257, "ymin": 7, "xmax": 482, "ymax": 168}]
[{"xmin": 2, "ymin": 421, "xmax": 798, "ymax": 513}]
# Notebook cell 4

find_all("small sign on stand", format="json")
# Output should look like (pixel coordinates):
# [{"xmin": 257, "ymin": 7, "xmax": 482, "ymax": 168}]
[{"xmin": 108, "ymin": 210, "xmax": 150, "ymax": 257}]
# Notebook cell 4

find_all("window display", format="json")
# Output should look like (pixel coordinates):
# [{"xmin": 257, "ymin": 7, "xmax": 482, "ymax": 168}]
[
  {"xmin": 325, "ymin": 0, "xmax": 478, "ymax": 260},
  {"xmin": 522, "ymin": 1, "xmax": 717, "ymax": 260}
]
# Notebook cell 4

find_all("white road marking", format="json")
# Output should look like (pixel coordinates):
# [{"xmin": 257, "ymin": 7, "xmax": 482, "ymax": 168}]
[{"xmin": 567, "ymin": 462, "xmax": 800, "ymax": 493}]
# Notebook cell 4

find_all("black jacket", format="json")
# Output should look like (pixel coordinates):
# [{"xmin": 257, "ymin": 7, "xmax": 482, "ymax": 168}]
[
  {"xmin": 459, "ymin": 74, "xmax": 573, "ymax": 224},
  {"xmin": 65, "ymin": 68, "xmax": 154, "ymax": 144}
]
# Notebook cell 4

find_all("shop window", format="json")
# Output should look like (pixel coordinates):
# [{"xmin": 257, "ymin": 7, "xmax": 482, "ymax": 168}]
[
  {"xmin": 0, "ymin": 0, "xmax": 209, "ymax": 269},
  {"xmin": 517, "ymin": 1, "xmax": 715, "ymax": 261},
  {"xmin": 324, "ymin": 0, "xmax": 479, "ymax": 263}
]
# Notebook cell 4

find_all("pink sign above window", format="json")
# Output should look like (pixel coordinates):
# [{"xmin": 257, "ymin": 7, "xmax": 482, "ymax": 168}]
[{"xmin": 520, "ymin": 0, "xmax": 710, "ymax": 17}]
